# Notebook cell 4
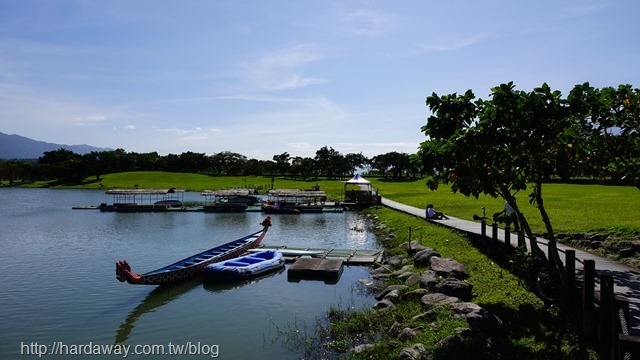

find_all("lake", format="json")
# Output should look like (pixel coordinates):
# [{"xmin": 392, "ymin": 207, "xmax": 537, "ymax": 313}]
[{"xmin": 0, "ymin": 188, "xmax": 380, "ymax": 359}]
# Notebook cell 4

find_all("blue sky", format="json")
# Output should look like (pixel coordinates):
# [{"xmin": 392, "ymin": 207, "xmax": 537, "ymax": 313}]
[{"xmin": 0, "ymin": 1, "xmax": 638, "ymax": 160}]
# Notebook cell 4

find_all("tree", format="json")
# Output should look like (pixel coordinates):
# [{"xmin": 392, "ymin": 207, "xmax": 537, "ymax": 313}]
[
  {"xmin": 370, "ymin": 152, "xmax": 412, "ymax": 179},
  {"xmin": 345, "ymin": 152, "xmax": 369, "ymax": 175},
  {"xmin": 209, "ymin": 151, "xmax": 247, "ymax": 175},
  {"xmin": 0, "ymin": 162, "xmax": 23, "ymax": 185},
  {"xmin": 314, "ymin": 146, "xmax": 341, "ymax": 179},
  {"xmin": 569, "ymin": 83, "xmax": 640, "ymax": 186},
  {"xmin": 39, "ymin": 148, "xmax": 85, "ymax": 180},
  {"xmin": 272, "ymin": 152, "xmax": 291, "ymax": 177},
  {"xmin": 419, "ymin": 82, "xmax": 588, "ymax": 300}
]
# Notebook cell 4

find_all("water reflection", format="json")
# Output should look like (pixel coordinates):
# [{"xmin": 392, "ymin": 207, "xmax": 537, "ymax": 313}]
[
  {"xmin": 202, "ymin": 267, "xmax": 285, "ymax": 293},
  {"xmin": 115, "ymin": 268, "xmax": 286, "ymax": 344},
  {"xmin": 346, "ymin": 215, "xmax": 372, "ymax": 248},
  {"xmin": 115, "ymin": 279, "xmax": 201, "ymax": 344}
]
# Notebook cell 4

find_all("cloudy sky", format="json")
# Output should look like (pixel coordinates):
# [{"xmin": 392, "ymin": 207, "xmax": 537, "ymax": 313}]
[{"xmin": 0, "ymin": 1, "xmax": 638, "ymax": 160}]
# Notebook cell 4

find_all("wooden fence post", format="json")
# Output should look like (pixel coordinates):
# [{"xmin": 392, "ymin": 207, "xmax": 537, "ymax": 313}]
[
  {"xmin": 616, "ymin": 298, "xmax": 632, "ymax": 359},
  {"xmin": 481, "ymin": 219, "xmax": 486, "ymax": 238},
  {"xmin": 563, "ymin": 250, "xmax": 576, "ymax": 308},
  {"xmin": 599, "ymin": 275, "xmax": 614, "ymax": 359},
  {"xmin": 518, "ymin": 230, "xmax": 525, "ymax": 248},
  {"xmin": 583, "ymin": 259, "xmax": 596, "ymax": 338},
  {"xmin": 504, "ymin": 226, "xmax": 511, "ymax": 249},
  {"xmin": 492, "ymin": 223, "xmax": 498, "ymax": 241}
]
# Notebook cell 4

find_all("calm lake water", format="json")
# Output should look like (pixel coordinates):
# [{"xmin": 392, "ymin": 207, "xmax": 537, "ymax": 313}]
[{"xmin": 0, "ymin": 188, "xmax": 380, "ymax": 359}]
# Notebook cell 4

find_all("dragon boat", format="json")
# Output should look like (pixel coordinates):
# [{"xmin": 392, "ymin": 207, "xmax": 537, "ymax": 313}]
[
  {"xmin": 203, "ymin": 250, "xmax": 285, "ymax": 281},
  {"xmin": 115, "ymin": 217, "xmax": 272, "ymax": 285}
]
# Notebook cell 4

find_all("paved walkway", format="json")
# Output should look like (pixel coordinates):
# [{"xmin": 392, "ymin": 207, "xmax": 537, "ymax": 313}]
[{"xmin": 381, "ymin": 197, "xmax": 640, "ymax": 334}]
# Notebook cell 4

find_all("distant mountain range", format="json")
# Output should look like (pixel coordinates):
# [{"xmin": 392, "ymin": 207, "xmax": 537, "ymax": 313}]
[{"xmin": 0, "ymin": 132, "xmax": 112, "ymax": 159}]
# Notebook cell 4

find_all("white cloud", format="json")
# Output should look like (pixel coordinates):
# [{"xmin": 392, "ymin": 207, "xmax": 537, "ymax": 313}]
[
  {"xmin": 152, "ymin": 126, "xmax": 219, "ymax": 141},
  {"xmin": 419, "ymin": 32, "xmax": 493, "ymax": 53},
  {"xmin": 240, "ymin": 45, "xmax": 327, "ymax": 92},
  {"xmin": 341, "ymin": 9, "xmax": 393, "ymax": 36}
]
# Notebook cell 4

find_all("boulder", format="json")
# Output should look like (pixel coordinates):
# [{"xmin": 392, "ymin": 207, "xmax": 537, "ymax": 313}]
[
  {"xmin": 398, "ymin": 343, "xmax": 430, "ymax": 360},
  {"xmin": 412, "ymin": 309, "xmax": 437, "ymax": 322},
  {"xmin": 429, "ymin": 257, "xmax": 469, "ymax": 279},
  {"xmin": 391, "ymin": 265, "xmax": 415, "ymax": 278},
  {"xmin": 435, "ymin": 328, "xmax": 472, "ymax": 351},
  {"xmin": 370, "ymin": 265, "xmax": 393, "ymax": 275},
  {"xmin": 402, "ymin": 240, "xmax": 430, "ymax": 255},
  {"xmin": 373, "ymin": 298, "xmax": 396, "ymax": 311},
  {"xmin": 435, "ymin": 279, "xmax": 473, "ymax": 301},
  {"xmin": 418, "ymin": 270, "xmax": 441, "ymax": 290},
  {"xmin": 383, "ymin": 289, "xmax": 401, "ymax": 302},
  {"xmin": 420, "ymin": 293, "xmax": 460, "ymax": 307},
  {"xmin": 450, "ymin": 302, "xmax": 504, "ymax": 335},
  {"xmin": 403, "ymin": 288, "xmax": 430, "ymax": 301},
  {"xmin": 398, "ymin": 327, "xmax": 421, "ymax": 341},
  {"xmin": 404, "ymin": 273, "xmax": 422, "ymax": 286},
  {"xmin": 350, "ymin": 344, "xmax": 375, "ymax": 355},
  {"xmin": 374, "ymin": 285, "xmax": 408, "ymax": 301},
  {"xmin": 386, "ymin": 255, "xmax": 408, "ymax": 268},
  {"xmin": 413, "ymin": 248, "xmax": 441, "ymax": 267}
]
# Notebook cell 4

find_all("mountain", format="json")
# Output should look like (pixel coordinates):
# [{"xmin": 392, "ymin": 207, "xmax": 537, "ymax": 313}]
[{"xmin": 0, "ymin": 132, "xmax": 112, "ymax": 159}]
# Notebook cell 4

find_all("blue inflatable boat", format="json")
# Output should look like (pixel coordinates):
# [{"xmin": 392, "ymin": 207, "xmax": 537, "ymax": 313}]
[{"xmin": 204, "ymin": 250, "xmax": 285, "ymax": 280}]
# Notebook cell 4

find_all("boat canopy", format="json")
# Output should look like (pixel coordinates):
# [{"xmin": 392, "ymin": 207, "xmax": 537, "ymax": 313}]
[
  {"xmin": 105, "ymin": 188, "xmax": 185, "ymax": 204},
  {"xmin": 266, "ymin": 189, "xmax": 326, "ymax": 203}
]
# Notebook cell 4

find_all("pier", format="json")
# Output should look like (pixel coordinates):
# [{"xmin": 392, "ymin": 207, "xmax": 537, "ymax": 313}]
[
  {"xmin": 250, "ymin": 245, "xmax": 382, "ymax": 284},
  {"xmin": 251, "ymin": 245, "xmax": 382, "ymax": 264}
]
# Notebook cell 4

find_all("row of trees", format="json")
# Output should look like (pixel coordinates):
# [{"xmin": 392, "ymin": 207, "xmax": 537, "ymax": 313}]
[
  {"xmin": 0, "ymin": 145, "xmax": 419, "ymax": 185},
  {"xmin": 420, "ymin": 81, "xmax": 639, "ymax": 306}
]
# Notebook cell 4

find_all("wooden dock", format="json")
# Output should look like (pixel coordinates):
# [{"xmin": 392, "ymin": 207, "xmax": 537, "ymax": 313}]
[
  {"xmin": 251, "ymin": 245, "xmax": 382, "ymax": 264},
  {"xmin": 288, "ymin": 258, "xmax": 345, "ymax": 284},
  {"xmin": 250, "ymin": 245, "xmax": 382, "ymax": 283}
]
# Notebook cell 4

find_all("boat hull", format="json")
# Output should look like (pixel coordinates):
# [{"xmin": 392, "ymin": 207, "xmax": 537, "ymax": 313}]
[
  {"xmin": 262, "ymin": 205, "xmax": 301, "ymax": 214},
  {"xmin": 204, "ymin": 250, "xmax": 285, "ymax": 281},
  {"xmin": 116, "ymin": 218, "xmax": 272, "ymax": 285}
]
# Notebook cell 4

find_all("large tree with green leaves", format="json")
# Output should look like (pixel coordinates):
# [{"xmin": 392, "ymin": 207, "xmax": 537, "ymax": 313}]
[
  {"xmin": 419, "ymin": 82, "xmax": 591, "ymax": 297},
  {"xmin": 569, "ymin": 83, "xmax": 640, "ymax": 186},
  {"xmin": 272, "ymin": 152, "xmax": 291, "ymax": 177}
]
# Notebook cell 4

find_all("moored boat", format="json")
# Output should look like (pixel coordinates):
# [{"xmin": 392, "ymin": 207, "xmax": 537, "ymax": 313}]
[
  {"xmin": 115, "ymin": 217, "xmax": 272, "ymax": 285},
  {"xmin": 203, "ymin": 250, "xmax": 285, "ymax": 281},
  {"xmin": 262, "ymin": 203, "xmax": 301, "ymax": 214}
]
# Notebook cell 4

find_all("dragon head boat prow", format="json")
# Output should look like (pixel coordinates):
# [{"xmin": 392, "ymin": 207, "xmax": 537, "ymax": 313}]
[{"xmin": 116, "ymin": 260, "xmax": 142, "ymax": 284}]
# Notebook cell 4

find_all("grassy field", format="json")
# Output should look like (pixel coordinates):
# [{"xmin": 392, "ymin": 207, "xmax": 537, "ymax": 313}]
[
  {"xmin": 368, "ymin": 178, "xmax": 640, "ymax": 235},
  {"xmin": 18, "ymin": 171, "xmax": 640, "ymax": 235}
]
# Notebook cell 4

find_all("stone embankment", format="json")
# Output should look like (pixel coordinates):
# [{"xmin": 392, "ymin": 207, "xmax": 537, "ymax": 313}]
[{"xmin": 351, "ymin": 217, "xmax": 505, "ymax": 360}]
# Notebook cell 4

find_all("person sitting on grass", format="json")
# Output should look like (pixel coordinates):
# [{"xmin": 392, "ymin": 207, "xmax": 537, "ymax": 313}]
[{"xmin": 426, "ymin": 204, "xmax": 449, "ymax": 220}]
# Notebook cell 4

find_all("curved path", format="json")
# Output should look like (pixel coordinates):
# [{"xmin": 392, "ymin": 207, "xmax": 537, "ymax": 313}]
[{"xmin": 381, "ymin": 197, "xmax": 640, "ymax": 335}]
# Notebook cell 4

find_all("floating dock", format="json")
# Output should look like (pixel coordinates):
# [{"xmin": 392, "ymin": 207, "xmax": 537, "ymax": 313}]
[
  {"xmin": 251, "ymin": 246, "xmax": 382, "ymax": 265},
  {"xmin": 288, "ymin": 258, "xmax": 345, "ymax": 284},
  {"xmin": 250, "ymin": 246, "xmax": 382, "ymax": 284}
]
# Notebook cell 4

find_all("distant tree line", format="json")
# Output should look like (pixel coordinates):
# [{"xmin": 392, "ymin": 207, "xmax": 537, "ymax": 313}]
[
  {"xmin": 2, "ymin": 82, "xmax": 637, "ymax": 188},
  {"xmin": 0, "ymin": 145, "xmax": 420, "ymax": 185}
]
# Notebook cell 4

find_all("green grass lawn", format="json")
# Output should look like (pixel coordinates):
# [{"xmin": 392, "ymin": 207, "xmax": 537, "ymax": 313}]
[{"xmin": 369, "ymin": 178, "xmax": 640, "ymax": 235}]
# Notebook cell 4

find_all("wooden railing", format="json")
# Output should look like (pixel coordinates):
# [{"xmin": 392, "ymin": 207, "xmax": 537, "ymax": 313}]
[{"xmin": 479, "ymin": 220, "xmax": 640, "ymax": 359}]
